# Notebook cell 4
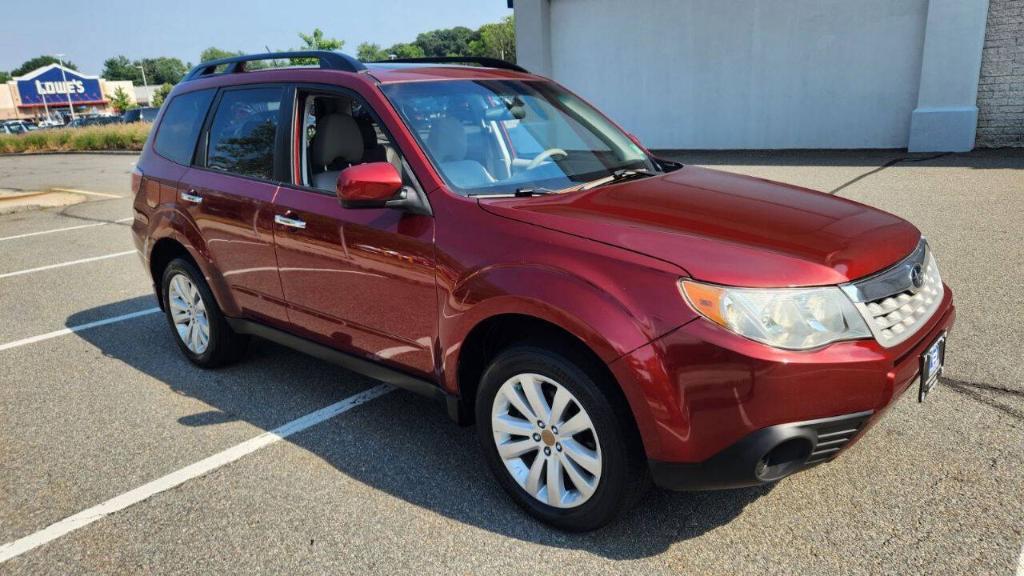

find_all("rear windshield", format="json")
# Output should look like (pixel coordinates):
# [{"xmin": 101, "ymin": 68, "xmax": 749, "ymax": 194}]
[{"xmin": 153, "ymin": 90, "xmax": 214, "ymax": 165}]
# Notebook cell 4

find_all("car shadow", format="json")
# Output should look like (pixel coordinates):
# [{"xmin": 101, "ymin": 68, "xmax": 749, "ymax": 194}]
[{"xmin": 68, "ymin": 296, "xmax": 770, "ymax": 559}]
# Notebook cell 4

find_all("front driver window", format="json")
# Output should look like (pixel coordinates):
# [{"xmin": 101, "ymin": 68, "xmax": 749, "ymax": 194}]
[{"xmin": 299, "ymin": 93, "xmax": 407, "ymax": 193}]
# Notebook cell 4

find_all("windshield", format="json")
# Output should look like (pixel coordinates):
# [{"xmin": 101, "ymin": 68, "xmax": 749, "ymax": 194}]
[{"xmin": 381, "ymin": 80, "xmax": 656, "ymax": 196}]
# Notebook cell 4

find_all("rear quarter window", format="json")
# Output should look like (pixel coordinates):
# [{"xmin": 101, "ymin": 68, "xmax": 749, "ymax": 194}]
[{"xmin": 153, "ymin": 90, "xmax": 215, "ymax": 165}]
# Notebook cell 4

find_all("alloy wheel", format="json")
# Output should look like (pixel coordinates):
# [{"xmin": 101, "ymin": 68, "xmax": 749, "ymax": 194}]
[
  {"xmin": 491, "ymin": 373, "xmax": 603, "ymax": 508},
  {"xmin": 167, "ymin": 273, "xmax": 210, "ymax": 354}
]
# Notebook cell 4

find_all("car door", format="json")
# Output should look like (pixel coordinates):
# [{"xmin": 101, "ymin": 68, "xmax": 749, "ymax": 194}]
[
  {"xmin": 271, "ymin": 84, "xmax": 437, "ymax": 378},
  {"xmin": 176, "ymin": 85, "xmax": 291, "ymax": 326}
]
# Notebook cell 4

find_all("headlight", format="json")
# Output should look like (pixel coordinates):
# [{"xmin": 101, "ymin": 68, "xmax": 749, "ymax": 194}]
[{"xmin": 680, "ymin": 280, "xmax": 871, "ymax": 350}]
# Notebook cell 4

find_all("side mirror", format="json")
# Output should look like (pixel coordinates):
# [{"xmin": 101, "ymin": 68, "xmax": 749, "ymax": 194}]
[{"xmin": 336, "ymin": 162, "xmax": 403, "ymax": 209}]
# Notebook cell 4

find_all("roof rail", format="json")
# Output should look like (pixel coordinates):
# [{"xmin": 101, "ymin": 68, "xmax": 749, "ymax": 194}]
[
  {"xmin": 183, "ymin": 50, "xmax": 366, "ymax": 81},
  {"xmin": 370, "ymin": 57, "xmax": 528, "ymax": 74}
]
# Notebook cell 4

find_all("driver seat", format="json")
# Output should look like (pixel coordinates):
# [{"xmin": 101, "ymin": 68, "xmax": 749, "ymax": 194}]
[{"xmin": 310, "ymin": 114, "xmax": 364, "ymax": 191}]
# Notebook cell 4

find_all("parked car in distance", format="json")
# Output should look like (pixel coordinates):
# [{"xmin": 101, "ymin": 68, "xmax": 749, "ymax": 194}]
[
  {"xmin": 67, "ymin": 115, "xmax": 123, "ymax": 128},
  {"xmin": 121, "ymin": 107, "xmax": 160, "ymax": 123},
  {"xmin": 131, "ymin": 51, "xmax": 955, "ymax": 531},
  {"xmin": 1, "ymin": 120, "xmax": 30, "ymax": 135},
  {"xmin": 35, "ymin": 118, "xmax": 64, "ymax": 129}
]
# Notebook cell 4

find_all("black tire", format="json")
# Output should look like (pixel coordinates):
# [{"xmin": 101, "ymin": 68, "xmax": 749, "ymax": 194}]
[
  {"xmin": 160, "ymin": 258, "xmax": 248, "ymax": 368},
  {"xmin": 475, "ymin": 344, "xmax": 648, "ymax": 531}
]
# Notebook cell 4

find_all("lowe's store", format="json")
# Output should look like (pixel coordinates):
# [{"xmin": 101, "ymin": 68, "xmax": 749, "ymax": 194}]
[{"xmin": 0, "ymin": 64, "xmax": 139, "ymax": 121}]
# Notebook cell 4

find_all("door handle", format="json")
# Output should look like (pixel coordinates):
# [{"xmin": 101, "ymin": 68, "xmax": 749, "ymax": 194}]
[
  {"xmin": 274, "ymin": 214, "xmax": 306, "ymax": 229},
  {"xmin": 180, "ymin": 190, "xmax": 203, "ymax": 204}
]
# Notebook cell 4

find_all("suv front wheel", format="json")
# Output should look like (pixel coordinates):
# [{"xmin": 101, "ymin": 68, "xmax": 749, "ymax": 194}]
[{"xmin": 476, "ymin": 344, "xmax": 647, "ymax": 531}]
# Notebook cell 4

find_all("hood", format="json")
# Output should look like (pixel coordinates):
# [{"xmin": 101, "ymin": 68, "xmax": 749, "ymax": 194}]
[{"xmin": 479, "ymin": 166, "xmax": 920, "ymax": 287}]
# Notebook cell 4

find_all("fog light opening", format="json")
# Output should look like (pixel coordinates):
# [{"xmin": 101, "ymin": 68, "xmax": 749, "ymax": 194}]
[{"xmin": 755, "ymin": 438, "xmax": 813, "ymax": 482}]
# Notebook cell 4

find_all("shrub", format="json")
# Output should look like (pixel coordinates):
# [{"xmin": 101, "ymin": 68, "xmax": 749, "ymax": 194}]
[{"xmin": 0, "ymin": 123, "xmax": 150, "ymax": 154}]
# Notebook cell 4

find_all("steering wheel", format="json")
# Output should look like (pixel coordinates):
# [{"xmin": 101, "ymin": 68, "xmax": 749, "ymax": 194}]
[{"xmin": 525, "ymin": 148, "xmax": 568, "ymax": 171}]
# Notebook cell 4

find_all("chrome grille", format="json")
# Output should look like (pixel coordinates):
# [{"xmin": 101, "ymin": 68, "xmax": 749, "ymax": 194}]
[{"xmin": 841, "ymin": 240, "xmax": 944, "ymax": 348}]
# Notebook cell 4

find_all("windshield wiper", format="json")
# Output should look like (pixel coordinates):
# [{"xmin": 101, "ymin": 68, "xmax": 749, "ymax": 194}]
[
  {"xmin": 610, "ymin": 168, "xmax": 656, "ymax": 182},
  {"xmin": 580, "ymin": 168, "xmax": 657, "ymax": 191},
  {"xmin": 513, "ymin": 187, "xmax": 561, "ymax": 197},
  {"xmin": 479, "ymin": 171, "xmax": 655, "ymax": 199}
]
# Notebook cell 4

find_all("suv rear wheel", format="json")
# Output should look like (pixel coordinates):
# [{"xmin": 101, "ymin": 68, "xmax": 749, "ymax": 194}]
[
  {"xmin": 476, "ymin": 344, "xmax": 647, "ymax": 531},
  {"xmin": 161, "ymin": 258, "xmax": 247, "ymax": 368}
]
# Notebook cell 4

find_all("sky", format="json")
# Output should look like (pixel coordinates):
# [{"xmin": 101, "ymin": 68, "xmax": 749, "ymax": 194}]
[{"xmin": 0, "ymin": 0, "xmax": 512, "ymax": 75}]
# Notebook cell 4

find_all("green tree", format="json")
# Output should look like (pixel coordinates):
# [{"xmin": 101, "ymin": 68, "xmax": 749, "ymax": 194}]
[
  {"xmin": 199, "ymin": 47, "xmax": 244, "ymax": 63},
  {"xmin": 297, "ymin": 28, "xmax": 344, "ymax": 51},
  {"xmin": 357, "ymin": 42, "xmax": 388, "ymax": 62},
  {"xmin": 471, "ymin": 16, "xmax": 516, "ymax": 62},
  {"xmin": 292, "ymin": 29, "xmax": 345, "ymax": 65},
  {"xmin": 414, "ymin": 26, "xmax": 478, "ymax": 57},
  {"xmin": 102, "ymin": 55, "xmax": 137, "ymax": 81},
  {"xmin": 386, "ymin": 43, "xmax": 426, "ymax": 59},
  {"xmin": 12, "ymin": 56, "xmax": 77, "ymax": 77},
  {"xmin": 0, "ymin": 71, "xmax": 10, "ymax": 83},
  {"xmin": 151, "ymin": 83, "xmax": 174, "ymax": 107},
  {"xmin": 142, "ymin": 57, "xmax": 187, "ymax": 84},
  {"xmin": 109, "ymin": 86, "xmax": 136, "ymax": 114},
  {"xmin": 102, "ymin": 56, "xmax": 186, "ymax": 85}
]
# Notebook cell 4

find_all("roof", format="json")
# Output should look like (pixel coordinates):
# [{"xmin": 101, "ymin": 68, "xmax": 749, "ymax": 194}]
[{"xmin": 13, "ymin": 63, "xmax": 99, "ymax": 82}]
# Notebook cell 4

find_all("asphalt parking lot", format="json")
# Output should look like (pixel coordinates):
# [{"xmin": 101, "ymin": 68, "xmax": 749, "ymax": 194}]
[{"xmin": 0, "ymin": 150, "xmax": 1021, "ymax": 575}]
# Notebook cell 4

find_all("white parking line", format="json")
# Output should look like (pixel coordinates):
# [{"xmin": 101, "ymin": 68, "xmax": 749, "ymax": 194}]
[
  {"xmin": 0, "ymin": 308, "xmax": 160, "ymax": 352},
  {"xmin": 0, "ymin": 218, "xmax": 133, "ymax": 242},
  {"xmin": 0, "ymin": 250, "xmax": 136, "ymax": 279},
  {"xmin": 0, "ymin": 384, "xmax": 393, "ymax": 563},
  {"xmin": 1017, "ymin": 542, "xmax": 1024, "ymax": 576}
]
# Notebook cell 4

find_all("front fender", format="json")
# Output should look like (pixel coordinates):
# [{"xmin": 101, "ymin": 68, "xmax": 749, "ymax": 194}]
[
  {"xmin": 446, "ymin": 263, "xmax": 650, "ymax": 368},
  {"xmin": 439, "ymin": 263, "xmax": 689, "ymax": 451}
]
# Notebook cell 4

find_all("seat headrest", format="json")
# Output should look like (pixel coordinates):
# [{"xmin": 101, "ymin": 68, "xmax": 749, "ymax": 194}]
[
  {"xmin": 311, "ymin": 114, "xmax": 363, "ymax": 167},
  {"xmin": 427, "ymin": 117, "xmax": 467, "ymax": 162}
]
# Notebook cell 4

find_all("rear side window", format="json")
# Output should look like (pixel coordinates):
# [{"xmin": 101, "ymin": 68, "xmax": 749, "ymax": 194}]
[
  {"xmin": 153, "ymin": 90, "xmax": 214, "ymax": 165},
  {"xmin": 205, "ymin": 88, "xmax": 283, "ymax": 180}
]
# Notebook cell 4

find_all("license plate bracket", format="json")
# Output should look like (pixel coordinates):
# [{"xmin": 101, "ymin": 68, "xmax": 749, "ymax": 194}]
[{"xmin": 918, "ymin": 333, "xmax": 946, "ymax": 402}]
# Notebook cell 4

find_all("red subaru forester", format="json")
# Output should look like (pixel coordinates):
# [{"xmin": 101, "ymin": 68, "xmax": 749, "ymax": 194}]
[{"xmin": 131, "ymin": 51, "xmax": 955, "ymax": 531}]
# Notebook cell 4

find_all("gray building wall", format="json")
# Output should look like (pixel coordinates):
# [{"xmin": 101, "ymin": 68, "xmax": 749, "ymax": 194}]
[
  {"xmin": 547, "ymin": 0, "xmax": 929, "ymax": 150},
  {"xmin": 516, "ymin": 0, "xmax": 1002, "ymax": 151},
  {"xmin": 977, "ymin": 0, "xmax": 1024, "ymax": 147}
]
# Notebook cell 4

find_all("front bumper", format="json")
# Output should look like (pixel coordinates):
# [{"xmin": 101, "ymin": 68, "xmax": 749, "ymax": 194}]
[
  {"xmin": 648, "ymin": 410, "xmax": 872, "ymax": 490},
  {"xmin": 609, "ymin": 286, "xmax": 955, "ymax": 490}
]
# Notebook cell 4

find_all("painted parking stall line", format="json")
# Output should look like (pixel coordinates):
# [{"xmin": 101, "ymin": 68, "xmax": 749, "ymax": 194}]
[
  {"xmin": 0, "ymin": 384, "xmax": 394, "ymax": 563},
  {"xmin": 0, "ymin": 218, "xmax": 133, "ymax": 242},
  {"xmin": 0, "ymin": 308, "xmax": 160, "ymax": 352},
  {"xmin": 0, "ymin": 250, "xmax": 136, "ymax": 279}
]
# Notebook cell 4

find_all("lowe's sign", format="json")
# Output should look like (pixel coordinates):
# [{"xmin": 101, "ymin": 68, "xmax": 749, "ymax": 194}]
[{"xmin": 15, "ymin": 64, "xmax": 104, "ymax": 107}]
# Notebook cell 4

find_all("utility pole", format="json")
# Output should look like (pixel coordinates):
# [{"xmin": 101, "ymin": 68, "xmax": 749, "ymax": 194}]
[
  {"xmin": 55, "ymin": 54, "xmax": 76, "ymax": 122},
  {"xmin": 41, "ymin": 90, "xmax": 50, "ymax": 123},
  {"xmin": 136, "ymin": 64, "xmax": 148, "ymax": 106}
]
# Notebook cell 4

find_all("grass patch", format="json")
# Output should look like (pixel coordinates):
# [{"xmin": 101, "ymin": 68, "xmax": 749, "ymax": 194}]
[{"xmin": 0, "ymin": 123, "xmax": 151, "ymax": 154}]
